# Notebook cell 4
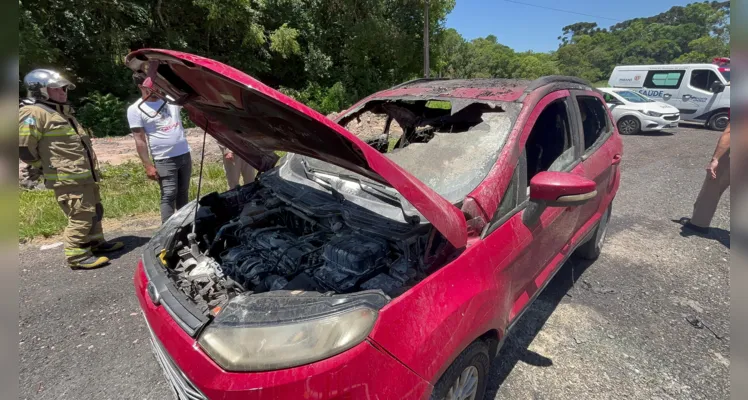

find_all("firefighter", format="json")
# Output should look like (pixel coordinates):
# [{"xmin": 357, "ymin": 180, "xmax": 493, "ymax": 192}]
[{"xmin": 19, "ymin": 69, "xmax": 124, "ymax": 269}]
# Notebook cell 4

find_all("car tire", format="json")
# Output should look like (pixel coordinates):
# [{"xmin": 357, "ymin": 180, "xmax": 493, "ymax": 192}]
[
  {"xmin": 617, "ymin": 116, "xmax": 640, "ymax": 135},
  {"xmin": 706, "ymin": 111, "xmax": 729, "ymax": 131},
  {"xmin": 430, "ymin": 340, "xmax": 490, "ymax": 400},
  {"xmin": 575, "ymin": 204, "xmax": 612, "ymax": 260}
]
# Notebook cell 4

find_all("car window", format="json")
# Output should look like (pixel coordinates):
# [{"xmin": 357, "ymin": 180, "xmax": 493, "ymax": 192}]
[
  {"xmin": 690, "ymin": 69, "xmax": 720, "ymax": 91},
  {"xmin": 614, "ymin": 90, "xmax": 653, "ymax": 103},
  {"xmin": 524, "ymin": 98, "xmax": 574, "ymax": 185},
  {"xmin": 644, "ymin": 70, "xmax": 685, "ymax": 89},
  {"xmin": 577, "ymin": 96, "xmax": 610, "ymax": 151}
]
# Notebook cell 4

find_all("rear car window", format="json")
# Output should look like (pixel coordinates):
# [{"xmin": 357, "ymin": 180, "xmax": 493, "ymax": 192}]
[{"xmin": 644, "ymin": 70, "xmax": 685, "ymax": 88}]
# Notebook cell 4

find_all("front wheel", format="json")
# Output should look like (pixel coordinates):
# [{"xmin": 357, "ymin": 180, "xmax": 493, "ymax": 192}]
[
  {"xmin": 575, "ymin": 204, "xmax": 612, "ymax": 260},
  {"xmin": 431, "ymin": 341, "xmax": 490, "ymax": 400},
  {"xmin": 707, "ymin": 111, "xmax": 729, "ymax": 131},
  {"xmin": 617, "ymin": 116, "xmax": 640, "ymax": 135}
]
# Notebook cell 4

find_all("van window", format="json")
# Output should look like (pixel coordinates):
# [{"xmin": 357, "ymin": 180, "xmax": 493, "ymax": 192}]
[
  {"xmin": 690, "ymin": 69, "xmax": 721, "ymax": 91},
  {"xmin": 644, "ymin": 70, "xmax": 685, "ymax": 88}
]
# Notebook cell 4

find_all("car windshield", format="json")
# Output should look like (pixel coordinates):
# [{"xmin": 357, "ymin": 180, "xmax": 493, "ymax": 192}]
[
  {"xmin": 720, "ymin": 70, "xmax": 730, "ymax": 82},
  {"xmin": 292, "ymin": 99, "xmax": 519, "ymax": 204},
  {"xmin": 614, "ymin": 90, "xmax": 653, "ymax": 103}
]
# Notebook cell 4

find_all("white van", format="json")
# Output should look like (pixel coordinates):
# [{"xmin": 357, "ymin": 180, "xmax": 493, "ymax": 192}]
[{"xmin": 608, "ymin": 63, "xmax": 729, "ymax": 130}]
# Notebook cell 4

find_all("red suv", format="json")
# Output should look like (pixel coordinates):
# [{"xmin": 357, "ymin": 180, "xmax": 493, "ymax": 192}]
[{"xmin": 128, "ymin": 49, "xmax": 622, "ymax": 400}]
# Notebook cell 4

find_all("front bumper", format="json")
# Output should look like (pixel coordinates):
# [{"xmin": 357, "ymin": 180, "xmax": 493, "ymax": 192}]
[
  {"xmin": 134, "ymin": 261, "xmax": 432, "ymax": 400},
  {"xmin": 640, "ymin": 114, "xmax": 680, "ymax": 131}
]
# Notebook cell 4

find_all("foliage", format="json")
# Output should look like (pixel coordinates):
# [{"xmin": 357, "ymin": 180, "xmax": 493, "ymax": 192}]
[
  {"xmin": 19, "ymin": 0, "xmax": 729, "ymax": 137},
  {"xmin": 75, "ymin": 92, "xmax": 129, "ymax": 137},
  {"xmin": 181, "ymin": 109, "xmax": 196, "ymax": 129},
  {"xmin": 20, "ymin": 0, "xmax": 455, "ymax": 119},
  {"xmin": 280, "ymin": 81, "xmax": 347, "ymax": 116}
]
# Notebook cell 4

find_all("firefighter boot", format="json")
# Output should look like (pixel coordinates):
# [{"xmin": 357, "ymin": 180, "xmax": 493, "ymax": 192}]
[{"xmin": 68, "ymin": 255, "xmax": 110, "ymax": 270}]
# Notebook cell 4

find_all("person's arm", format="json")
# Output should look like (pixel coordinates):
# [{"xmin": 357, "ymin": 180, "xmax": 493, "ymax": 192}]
[
  {"xmin": 19, "ymin": 109, "xmax": 43, "ymax": 169},
  {"xmin": 132, "ymin": 128, "xmax": 159, "ymax": 180},
  {"xmin": 218, "ymin": 143, "xmax": 234, "ymax": 160},
  {"xmin": 127, "ymin": 105, "xmax": 159, "ymax": 180},
  {"xmin": 707, "ymin": 123, "xmax": 730, "ymax": 179}
]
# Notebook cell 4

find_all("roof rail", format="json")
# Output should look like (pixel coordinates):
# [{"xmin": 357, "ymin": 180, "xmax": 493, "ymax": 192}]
[
  {"xmin": 525, "ymin": 75, "xmax": 593, "ymax": 92},
  {"xmin": 388, "ymin": 77, "xmax": 450, "ymax": 90}
]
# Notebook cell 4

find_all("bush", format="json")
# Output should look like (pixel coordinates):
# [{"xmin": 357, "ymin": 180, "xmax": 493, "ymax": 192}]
[
  {"xmin": 76, "ymin": 91, "xmax": 129, "ymax": 137},
  {"xmin": 181, "ymin": 108, "xmax": 197, "ymax": 128},
  {"xmin": 279, "ymin": 81, "xmax": 349, "ymax": 115}
]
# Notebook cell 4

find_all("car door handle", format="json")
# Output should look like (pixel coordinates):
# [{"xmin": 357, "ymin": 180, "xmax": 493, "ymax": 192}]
[
  {"xmin": 612, "ymin": 154, "xmax": 622, "ymax": 165},
  {"xmin": 682, "ymin": 94, "xmax": 692, "ymax": 101}
]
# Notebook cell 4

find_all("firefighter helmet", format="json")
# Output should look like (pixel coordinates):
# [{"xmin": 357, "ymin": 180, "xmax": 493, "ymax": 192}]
[{"xmin": 23, "ymin": 69, "xmax": 76, "ymax": 101}]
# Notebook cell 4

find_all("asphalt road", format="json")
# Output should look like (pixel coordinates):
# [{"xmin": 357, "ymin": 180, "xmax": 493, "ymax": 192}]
[{"xmin": 19, "ymin": 124, "xmax": 730, "ymax": 400}]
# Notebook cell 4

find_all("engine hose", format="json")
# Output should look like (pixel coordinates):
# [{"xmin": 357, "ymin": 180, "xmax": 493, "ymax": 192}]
[{"xmin": 209, "ymin": 209, "xmax": 282, "ymax": 254}]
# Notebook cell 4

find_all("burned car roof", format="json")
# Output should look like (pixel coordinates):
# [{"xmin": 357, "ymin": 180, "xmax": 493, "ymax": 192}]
[{"xmin": 370, "ymin": 78, "xmax": 532, "ymax": 103}]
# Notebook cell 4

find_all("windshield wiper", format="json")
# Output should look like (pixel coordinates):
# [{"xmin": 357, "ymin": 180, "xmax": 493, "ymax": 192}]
[
  {"xmin": 336, "ymin": 174, "xmax": 421, "ymax": 224},
  {"xmin": 299, "ymin": 158, "xmax": 420, "ymax": 224}
]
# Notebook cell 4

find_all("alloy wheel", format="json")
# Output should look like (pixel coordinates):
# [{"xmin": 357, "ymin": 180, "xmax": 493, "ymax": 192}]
[
  {"xmin": 445, "ymin": 366, "xmax": 479, "ymax": 400},
  {"xmin": 619, "ymin": 119, "xmax": 637, "ymax": 134}
]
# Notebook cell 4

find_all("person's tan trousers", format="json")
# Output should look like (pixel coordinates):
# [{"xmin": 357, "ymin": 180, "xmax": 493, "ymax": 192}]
[
  {"xmin": 691, "ymin": 151, "xmax": 730, "ymax": 228},
  {"xmin": 55, "ymin": 183, "xmax": 104, "ymax": 262},
  {"xmin": 222, "ymin": 155, "xmax": 256, "ymax": 189}
]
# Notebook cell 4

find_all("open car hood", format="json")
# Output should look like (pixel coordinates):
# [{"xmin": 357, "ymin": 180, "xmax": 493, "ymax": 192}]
[{"xmin": 125, "ymin": 49, "xmax": 467, "ymax": 248}]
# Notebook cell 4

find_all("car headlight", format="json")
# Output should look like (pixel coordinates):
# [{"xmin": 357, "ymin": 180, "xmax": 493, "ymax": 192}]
[
  {"xmin": 646, "ymin": 111, "xmax": 663, "ymax": 117},
  {"xmin": 198, "ymin": 295, "xmax": 380, "ymax": 371}
]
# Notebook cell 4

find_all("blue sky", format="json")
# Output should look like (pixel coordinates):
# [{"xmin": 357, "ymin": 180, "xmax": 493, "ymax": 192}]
[{"xmin": 445, "ymin": 0, "xmax": 697, "ymax": 53}]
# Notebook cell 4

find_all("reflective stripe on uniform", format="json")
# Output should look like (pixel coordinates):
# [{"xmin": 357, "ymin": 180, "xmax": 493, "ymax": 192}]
[
  {"xmin": 44, "ymin": 127, "xmax": 77, "ymax": 137},
  {"xmin": 64, "ymin": 247, "xmax": 90, "ymax": 257},
  {"xmin": 19, "ymin": 125, "xmax": 42, "ymax": 139},
  {"xmin": 44, "ymin": 171, "xmax": 93, "ymax": 181},
  {"xmin": 29, "ymin": 160, "xmax": 42, "ymax": 167}
]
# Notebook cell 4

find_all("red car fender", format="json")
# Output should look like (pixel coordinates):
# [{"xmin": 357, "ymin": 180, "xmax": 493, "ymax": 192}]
[{"xmin": 368, "ymin": 241, "xmax": 508, "ymax": 384}]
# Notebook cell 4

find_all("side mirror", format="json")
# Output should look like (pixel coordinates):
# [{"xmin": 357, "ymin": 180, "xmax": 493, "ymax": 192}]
[
  {"xmin": 710, "ymin": 81, "xmax": 725, "ymax": 93},
  {"xmin": 529, "ymin": 171, "xmax": 597, "ymax": 207}
]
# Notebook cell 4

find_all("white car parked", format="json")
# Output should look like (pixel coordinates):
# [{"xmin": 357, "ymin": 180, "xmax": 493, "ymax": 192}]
[{"xmin": 599, "ymin": 88, "xmax": 680, "ymax": 135}]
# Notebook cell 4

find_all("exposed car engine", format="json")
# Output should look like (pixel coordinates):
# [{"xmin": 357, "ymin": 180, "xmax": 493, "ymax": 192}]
[{"xmin": 162, "ymin": 171, "xmax": 446, "ymax": 316}]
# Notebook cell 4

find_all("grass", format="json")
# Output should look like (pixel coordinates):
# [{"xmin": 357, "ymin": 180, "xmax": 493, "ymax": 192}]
[{"xmin": 19, "ymin": 161, "xmax": 229, "ymax": 241}]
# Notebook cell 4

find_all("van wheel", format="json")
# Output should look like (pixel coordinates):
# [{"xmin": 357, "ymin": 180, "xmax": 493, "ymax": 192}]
[
  {"xmin": 431, "ymin": 341, "xmax": 489, "ymax": 400},
  {"xmin": 575, "ymin": 204, "xmax": 612, "ymax": 260},
  {"xmin": 707, "ymin": 111, "xmax": 729, "ymax": 131},
  {"xmin": 617, "ymin": 116, "xmax": 640, "ymax": 135}
]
